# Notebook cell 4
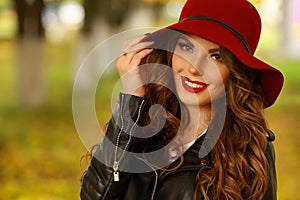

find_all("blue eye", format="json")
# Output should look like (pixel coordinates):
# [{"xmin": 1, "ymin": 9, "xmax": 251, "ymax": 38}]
[
  {"xmin": 211, "ymin": 54, "xmax": 223, "ymax": 62},
  {"xmin": 178, "ymin": 43, "xmax": 193, "ymax": 52}
]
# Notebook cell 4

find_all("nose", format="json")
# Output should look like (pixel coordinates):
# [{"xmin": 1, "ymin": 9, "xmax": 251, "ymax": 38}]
[
  {"xmin": 187, "ymin": 63, "xmax": 202, "ymax": 75},
  {"xmin": 188, "ymin": 52, "xmax": 210, "ymax": 76}
]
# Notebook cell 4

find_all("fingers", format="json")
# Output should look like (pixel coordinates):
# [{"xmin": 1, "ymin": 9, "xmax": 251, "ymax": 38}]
[
  {"xmin": 117, "ymin": 48, "xmax": 153, "ymax": 77},
  {"xmin": 122, "ymin": 34, "xmax": 151, "ymax": 54},
  {"xmin": 130, "ymin": 48, "xmax": 153, "ymax": 66},
  {"xmin": 124, "ymin": 48, "xmax": 153, "ymax": 67},
  {"xmin": 117, "ymin": 35, "xmax": 154, "ymax": 77},
  {"xmin": 116, "ymin": 48, "xmax": 153, "ymax": 97},
  {"xmin": 115, "ymin": 35, "xmax": 154, "ymax": 97}
]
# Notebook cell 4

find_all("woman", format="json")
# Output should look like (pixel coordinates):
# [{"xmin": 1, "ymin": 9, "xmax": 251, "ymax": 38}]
[{"xmin": 80, "ymin": 0, "xmax": 283, "ymax": 199}]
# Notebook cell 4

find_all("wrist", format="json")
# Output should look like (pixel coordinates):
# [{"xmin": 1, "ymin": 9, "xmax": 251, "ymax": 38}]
[
  {"xmin": 123, "ymin": 86, "xmax": 145, "ymax": 98},
  {"xmin": 133, "ymin": 87, "xmax": 145, "ymax": 97}
]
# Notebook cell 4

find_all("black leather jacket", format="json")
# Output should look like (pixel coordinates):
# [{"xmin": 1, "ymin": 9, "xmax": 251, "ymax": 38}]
[{"xmin": 80, "ymin": 93, "xmax": 277, "ymax": 200}]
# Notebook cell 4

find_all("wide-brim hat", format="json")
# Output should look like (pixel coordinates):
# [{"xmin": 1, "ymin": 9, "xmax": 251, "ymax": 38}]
[{"xmin": 142, "ymin": 0, "xmax": 284, "ymax": 107}]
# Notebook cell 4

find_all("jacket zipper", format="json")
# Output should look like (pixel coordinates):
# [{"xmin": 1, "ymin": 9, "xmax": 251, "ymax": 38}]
[
  {"xmin": 113, "ymin": 94, "xmax": 145, "ymax": 182},
  {"xmin": 136, "ymin": 156, "xmax": 159, "ymax": 200},
  {"xmin": 149, "ymin": 164, "xmax": 158, "ymax": 200}
]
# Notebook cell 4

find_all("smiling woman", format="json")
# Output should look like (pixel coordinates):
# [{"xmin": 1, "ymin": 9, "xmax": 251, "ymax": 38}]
[
  {"xmin": 172, "ymin": 34, "xmax": 230, "ymax": 110},
  {"xmin": 80, "ymin": 0, "xmax": 283, "ymax": 199}
]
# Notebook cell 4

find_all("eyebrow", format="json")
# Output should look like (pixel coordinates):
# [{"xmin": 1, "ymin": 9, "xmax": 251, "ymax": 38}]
[
  {"xmin": 208, "ymin": 48, "xmax": 220, "ymax": 53},
  {"xmin": 178, "ymin": 35, "xmax": 221, "ymax": 53},
  {"xmin": 178, "ymin": 35, "xmax": 195, "ymax": 48}
]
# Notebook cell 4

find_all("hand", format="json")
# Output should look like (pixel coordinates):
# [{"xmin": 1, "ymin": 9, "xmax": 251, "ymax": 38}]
[{"xmin": 116, "ymin": 35, "xmax": 154, "ymax": 97}]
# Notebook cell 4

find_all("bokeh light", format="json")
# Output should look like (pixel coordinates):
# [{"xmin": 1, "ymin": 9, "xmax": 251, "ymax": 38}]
[{"xmin": 42, "ymin": 1, "xmax": 84, "ymax": 42}]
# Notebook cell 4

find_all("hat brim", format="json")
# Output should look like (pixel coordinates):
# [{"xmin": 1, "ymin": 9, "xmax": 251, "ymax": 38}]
[{"xmin": 142, "ymin": 20, "xmax": 283, "ymax": 107}]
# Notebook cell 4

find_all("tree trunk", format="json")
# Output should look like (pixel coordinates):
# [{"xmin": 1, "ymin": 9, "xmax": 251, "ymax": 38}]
[{"xmin": 13, "ymin": 0, "xmax": 46, "ymax": 107}]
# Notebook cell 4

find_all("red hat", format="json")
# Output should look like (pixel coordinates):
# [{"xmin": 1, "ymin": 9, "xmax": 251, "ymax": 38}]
[{"xmin": 143, "ymin": 0, "xmax": 283, "ymax": 107}]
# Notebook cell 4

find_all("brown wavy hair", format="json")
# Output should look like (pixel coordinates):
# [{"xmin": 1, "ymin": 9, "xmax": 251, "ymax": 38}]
[
  {"xmin": 140, "ymin": 36, "xmax": 269, "ymax": 199},
  {"xmin": 195, "ymin": 47, "xmax": 268, "ymax": 200}
]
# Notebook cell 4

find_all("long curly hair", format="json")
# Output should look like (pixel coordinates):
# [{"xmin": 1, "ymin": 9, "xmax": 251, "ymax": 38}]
[
  {"xmin": 195, "ymin": 47, "xmax": 268, "ymax": 200},
  {"xmin": 140, "ymin": 36, "xmax": 269, "ymax": 199}
]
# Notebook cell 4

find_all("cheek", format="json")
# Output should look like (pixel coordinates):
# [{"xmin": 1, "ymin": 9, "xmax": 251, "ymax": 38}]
[
  {"xmin": 204, "ymin": 65, "xmax": 230, "ymax": 87},
  {"xmin": 220, "ymin": 67, "xmax": 231, "ymax": 86},
  {"xmin": 209, "ymin": 65, "xmax": 230, "ymax": 86},
  {"xmin": 172, "ymin": 54, "xmax": 184, "ymax": 72}
]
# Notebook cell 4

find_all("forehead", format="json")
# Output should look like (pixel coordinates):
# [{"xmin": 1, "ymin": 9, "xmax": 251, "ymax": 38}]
[{"xmin": 180, "ymin": 33, "xmax": 220, "ymax": 50}]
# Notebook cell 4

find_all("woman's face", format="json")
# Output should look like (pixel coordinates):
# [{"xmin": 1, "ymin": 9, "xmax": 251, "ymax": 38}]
[{"xmin": 172, "ymin": 33, "xmax": 230, "ymax": 107}]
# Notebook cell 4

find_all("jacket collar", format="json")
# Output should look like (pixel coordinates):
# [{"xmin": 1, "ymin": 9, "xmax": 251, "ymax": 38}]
[{"xmin": 165, "ymin": 133, "xmax": 212, "ymax": 172}]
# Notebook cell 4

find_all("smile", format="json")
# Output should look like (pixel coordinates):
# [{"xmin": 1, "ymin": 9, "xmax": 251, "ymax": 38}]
[{"xmin": 181, "ymin": 76, "xmax": 208, "ymax": 93}]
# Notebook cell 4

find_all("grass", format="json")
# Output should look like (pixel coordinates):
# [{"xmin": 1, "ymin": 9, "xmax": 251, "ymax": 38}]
[{"xmin": 0, "ymin": 38, "xmax": 299, "ymax": 199}]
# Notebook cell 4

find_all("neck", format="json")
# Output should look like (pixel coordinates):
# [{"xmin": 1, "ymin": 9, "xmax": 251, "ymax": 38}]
[{"xmin": 182, "ymin": 103, "xmax": 211, "ymax": 144}]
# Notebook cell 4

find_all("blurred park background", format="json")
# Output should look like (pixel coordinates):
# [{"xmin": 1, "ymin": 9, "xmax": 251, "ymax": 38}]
[{"xmin": 0, "ymin": 0, "xmax": 299, "ymax": 199}]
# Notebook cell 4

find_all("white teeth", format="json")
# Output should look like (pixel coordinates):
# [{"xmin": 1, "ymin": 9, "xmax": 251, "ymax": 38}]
[{"xmin": 184, "ymin": 80, "xmax": 204, "ymax": 88}]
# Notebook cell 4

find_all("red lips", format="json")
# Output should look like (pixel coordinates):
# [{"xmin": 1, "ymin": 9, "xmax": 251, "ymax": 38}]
[{"xmin": 181, "ymin": 76, "xmax": 208, "ymax": 93}]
